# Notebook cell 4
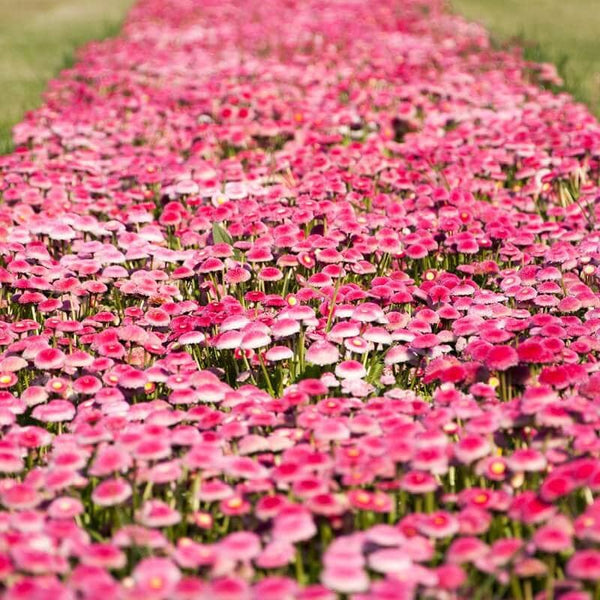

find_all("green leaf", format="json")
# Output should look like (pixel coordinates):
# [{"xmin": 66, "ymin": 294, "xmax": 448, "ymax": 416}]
[{"xmin": 212, "ymin": 223, "xmax": 233, "ymax": 246}]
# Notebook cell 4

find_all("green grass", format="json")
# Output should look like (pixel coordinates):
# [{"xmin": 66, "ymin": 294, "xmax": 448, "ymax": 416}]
[
  {"xmin": 451, "ymin": 0, "xmax": 600, "ymax": 117},
  {"xmin": 0, "ymin": 0, "xmax": 135, "ymax": 154}
]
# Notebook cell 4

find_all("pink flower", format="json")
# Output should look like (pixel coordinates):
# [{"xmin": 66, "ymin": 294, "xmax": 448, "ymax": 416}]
[
  {"xmin": 418, "ymin": 511, "xmax": 459, "ymax": 538},
  {"xmin": 133, "ymin": 557, "xmax": 181, "ymax": 598},
  {"xmin": 91, "ymin": 478, "xmax": 132, "ymax": 507},
  {"xmin": 47, "ymin": 496, "xmax": 84, "ymax": 519},
  {"xmin": 137, "ymin": 500, "xmax": 181, "ymax": 528},
  {"xmin": 253, "ymin": 577, "xmax": 298, "ymax": 600},
  {"xmin": 508, "ymin": 448, "xmax": 547, "ymax": 472},
  {"xmin": 533, "ymin": 518, "xmax": 573, "ymax": 553},
  {"xmin": 219, "ymin": 531, "xmax": 261, "ymax": 562},
  {"xmin": 321, "ymin": 564, "xmax": 369, "ymax": 594},
  {"xmin": 89, "ymin": 445, "xmax": 132, "ymax": 477},
  {"xmin": 454, "ymin": 434, "xmax": 491, "ymax": 464},
  {"xmin": 446, "ymin": 536, "xmax": 488, "ymax": 563},
  {"xmin": 368, "ymin": 548, "xmax": 411, "ymax": 574},
  {"xmin": 517, "ymin": 340, "xmax": 553, "ymax": 364},
  {"xmin": 80, "ymin": 543, "xmax": 127, "ymax": 569},
  {"xmin": 272, "ymin": 506, "xmax": 317, "ymax": 543},
  {"xmin": 31, "ymin": 399, "xmax": 75, "ymax": 423},
  {"xmin": 400, "ymin": 471, "xmax": 438, "ymax": 494},
  {"xmin": 334, "ymin": 360, "xmax": 366, "ymax": 380},
  {"xmin": 485, "ymin": 345, "xmax": 519, "ymax": 371},
  {"xmin": 306, "ymin": 341, "xmax": 339, "ymax": 366},
  {"xmin": 1, "ymin": 482, "xmax": 39, "ymax": 510},
  {"xmin": 33, "ymin": 347, "xmax": 66, "ymax": 370},
  {"xmin": 265, "ymin": 346, "xmax": 294, "ymax": 361},
  {"xmin": 255, "ymin": 541, "xmax": 296, "ymax": 569},
  {"xmin": 207, "ymin": 577, "xmax": 250, "ymax": 600},
  {"xmin": 567, "ymin": 550, "xmax": 600, "ymax": 581}
]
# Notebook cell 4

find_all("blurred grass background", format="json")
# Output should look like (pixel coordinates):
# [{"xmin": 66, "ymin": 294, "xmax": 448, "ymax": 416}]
[
  {"xmin": 0, "ymin": 0, "xmax": 134, "ymax": 154},
  {"xmin": 452, "ymin": 0, "xmax": 600, "ymax": 117}
]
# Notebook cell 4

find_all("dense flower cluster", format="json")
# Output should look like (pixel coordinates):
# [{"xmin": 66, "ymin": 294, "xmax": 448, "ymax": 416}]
[{"xmin": 0, "ymin": 0, "xmax": 600, "ymax": 598}]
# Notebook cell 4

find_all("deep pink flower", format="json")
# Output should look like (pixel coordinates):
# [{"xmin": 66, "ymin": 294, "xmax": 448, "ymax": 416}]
[
  {"xmin": 207, "ymin": 577, "xmax": 250, "ymax": 600},
  {"xmin": 1, "ymin": 482, "xmax": 39, "ymax": 510},
  {"xmin": 517, "ymin": 340, "xmax": 553, "ymax": 364},
  {"xmin": 435, "ymin": 564, "xmax": 466, "ymax": 590},
  {"xmin": 33, "ymin": 347, "xmax": 66, "ymax": 370},
  {"xmin": 485, "ymin": 344, "xmax": 519, "ymax": 371},
  {"xmin": 80, "ymin": 543, "xmax": 127, "ymax": 569},
  {"xmin": 533, "ymin": 517, "xmax": 573, "ymax": 553},
  {"xmin": 446, "ymin": 536, "xmax": 488, "ymax": 563},
  {"xmin": 567, "ymin": 550, "xmax": 600, "ymax": 581},
  {"xmin": 418, "ymin": 511, "xmax": 459, "ymax": 538}
]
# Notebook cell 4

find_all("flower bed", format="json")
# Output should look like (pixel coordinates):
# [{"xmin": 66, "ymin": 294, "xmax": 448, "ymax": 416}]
[{"xmin": 0, "ymin": 0, "xmax": 600, "ymax": 598}]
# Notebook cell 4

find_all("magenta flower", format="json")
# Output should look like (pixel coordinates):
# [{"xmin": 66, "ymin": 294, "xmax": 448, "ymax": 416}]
[
  {"xmin": 1, "ymin": 482, "xmax": 39, "ymax": 510},
  {"xmin": 533, "ymin": 518, "xmax": 573, "ymax": 553},
  {"xmin": 567, "ymin": 550, "xmax": 600, "ymax": 581},
  {"xmin": 33, "ymin": 347, "xmax": 66, "ymax": 370},
  {"xmin": 80, "ymin": 543, "xmax": 127, "ymax": 569},
  {"xmin": 485, "ymin": 345, "xmax": 519, "ymax": 371}
]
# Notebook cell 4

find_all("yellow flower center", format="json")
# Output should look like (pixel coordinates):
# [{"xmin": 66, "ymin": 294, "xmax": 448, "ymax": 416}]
[
  {"xmin": 197, "ymin": 514, "xmax": 212, "ymax": 526},
  {"xmin": 149, "ymin": 577, "xmax": 164, "ymax": 590},
  {"xmin": 355, "ymin": 492, "xmax": 371, "ymax": 505},
  {"xmin": 490, "ymin": 461, "xmax": 506, "ymax": 475}
]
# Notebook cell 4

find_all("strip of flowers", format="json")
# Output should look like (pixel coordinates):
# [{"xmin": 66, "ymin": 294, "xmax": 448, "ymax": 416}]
[{"xmin": 0, "ymin": 0, "xmax": 600, "ymax": 598}]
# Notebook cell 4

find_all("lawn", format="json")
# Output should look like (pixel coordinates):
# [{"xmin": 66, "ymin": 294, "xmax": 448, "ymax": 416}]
[
  {"xmin": 0, "ymin": 0, "xmax": 134, "ymax": 154},
  {"xmin": 452, "ymin": 0, "xmax": 600, "ymax": 116}
]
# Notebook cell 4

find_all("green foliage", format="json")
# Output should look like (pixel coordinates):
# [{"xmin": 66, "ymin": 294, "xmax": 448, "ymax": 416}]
[
  {"xmin": 0, "ymin": 0, "xmax": 134, "ymax": 154},
  {"xmin": 452, "ymin": 0, "xmax": 600, "ymax": 116},
  {"xmin": 212, "ymin": 223, "xmax": 234, "ymax": 246}
]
